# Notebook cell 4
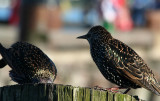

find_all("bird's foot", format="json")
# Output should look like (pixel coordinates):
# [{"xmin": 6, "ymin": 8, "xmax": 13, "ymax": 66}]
[
  {"xmin": 94, "ymin": 86, "xmax": 131, "ymax": 94},
  {"xmin": 105, "ymin": 87, "xmax": 129, "ymax": 93},
  {"xmin": 105, "ymin": 87, "xmax": 120, "ymax": 93}
]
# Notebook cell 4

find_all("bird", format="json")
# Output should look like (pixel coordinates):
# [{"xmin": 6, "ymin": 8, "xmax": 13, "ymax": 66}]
[
  {"xmin": 77, "ymin": 25, "xmax": 160, "ymax": 95},
  {"xmin": 0, "ymin": 42, "xmax": 57, "ymax": 84}
]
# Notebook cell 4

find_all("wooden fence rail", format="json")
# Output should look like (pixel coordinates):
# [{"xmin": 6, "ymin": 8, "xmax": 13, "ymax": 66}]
[{"xmin": 0, "ymin": 84, "xmax": 141, "ymax": 101}]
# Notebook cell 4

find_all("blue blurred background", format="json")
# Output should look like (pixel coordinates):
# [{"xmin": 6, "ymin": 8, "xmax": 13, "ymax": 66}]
[{"xmin": 0, "ymin": 0, "xmax": 160, "ymax": 100}]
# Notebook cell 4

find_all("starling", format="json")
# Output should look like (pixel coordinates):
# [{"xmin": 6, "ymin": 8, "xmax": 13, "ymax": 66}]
[
  {"xmin": 0, "ymin": 42, "xmax": 57, "ymax": 84},
  {"xmin": 77, "ymin": 25, "xmax": 160, "ymax": 95}
]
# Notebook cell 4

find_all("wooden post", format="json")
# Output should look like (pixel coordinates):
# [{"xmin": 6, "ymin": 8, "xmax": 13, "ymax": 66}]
[{"xmin": 0, "ymin": 84, "xmax": 141, "ymax": 101}]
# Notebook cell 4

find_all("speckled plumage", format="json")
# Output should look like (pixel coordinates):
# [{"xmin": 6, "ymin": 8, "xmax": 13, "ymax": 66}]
[
  {"xmin": 77, "ymin": 25, "xmax": 160, "ymax": 95},
  {"xmin": 0, "ymin": 42, "xmax": 57, "ymax": 84}
]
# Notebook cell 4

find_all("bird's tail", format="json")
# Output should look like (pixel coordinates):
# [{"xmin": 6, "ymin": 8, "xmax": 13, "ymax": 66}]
[
  {"xmin": 0, "ymin": 59, "xmax": 6, "ymax": 68},
  {"xmin": 143, "ymin": 76, "xmax": 160, "ymax": 96},
  {"xmin": 151, "ymin": 79, "xmax": 160, "ymax": 96},
  {"xmin": 0, "ymin": 43, "xmax": 8, "ymax": 68}
]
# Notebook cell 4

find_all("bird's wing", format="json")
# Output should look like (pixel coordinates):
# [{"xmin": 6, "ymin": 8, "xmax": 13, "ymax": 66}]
[
  {"xmin": 108, "ymin": 39, "xmax": 160, "ymax": 95},
  {"xmin": 107, "ymin": 39, "xmax": 144, "ymax": 80}
]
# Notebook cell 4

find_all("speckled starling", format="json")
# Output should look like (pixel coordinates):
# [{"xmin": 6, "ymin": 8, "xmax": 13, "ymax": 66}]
[
  {"xmin": 77, "ymin": 25, "xmax": 160, "ymax": 95},
  {"xmin": 0, "ymin": 42, "xmax": 57, "ymax": 84}
]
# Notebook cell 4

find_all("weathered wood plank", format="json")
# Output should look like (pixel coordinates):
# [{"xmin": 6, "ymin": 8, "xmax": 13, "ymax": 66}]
[
  {"xmin": 0, "ymin": 84, "xmax": 140, "ymax": 101},
  {"xmin": 73, "ymin": 87, "xmax": 91, "ymax": 101},
  {"xmin": 108, "ymin": 91, "xmax": 114, "ymax": 101},
  {"xmin": 91, "ymin": 88, "xmax": 107, "ymax": 101}
]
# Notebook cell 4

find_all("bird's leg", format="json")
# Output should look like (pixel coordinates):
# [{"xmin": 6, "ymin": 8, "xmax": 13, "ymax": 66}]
[{"xmin": 123, "ymin": 88, "xmax": 131, "ymax": 94}]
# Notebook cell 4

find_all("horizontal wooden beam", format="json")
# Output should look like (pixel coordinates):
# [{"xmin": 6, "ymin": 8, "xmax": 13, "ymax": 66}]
[{"xmin": 0, "ymin": 84, "xmax": 140, "ymax": 101}]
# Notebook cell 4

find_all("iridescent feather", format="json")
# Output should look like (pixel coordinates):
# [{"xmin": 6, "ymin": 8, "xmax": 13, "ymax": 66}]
[
  {"xmin": 77, "ymin": 25, "xmax": 160, "ymax": 95},
  {"xmin": 0, "ymin": 42, "xmax": 57, "ymax": 84}
]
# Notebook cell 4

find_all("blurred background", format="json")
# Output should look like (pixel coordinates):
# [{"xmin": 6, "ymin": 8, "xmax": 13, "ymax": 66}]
[{"xmin": 0, "ymin": 0, "xmax": 160, "ymax": 100}]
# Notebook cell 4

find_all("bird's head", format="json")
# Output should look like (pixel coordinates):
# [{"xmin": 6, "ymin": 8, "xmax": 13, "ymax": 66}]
[{"xmin": 77, "ymin": 25, "xmax": 112, "ymax": 43}]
